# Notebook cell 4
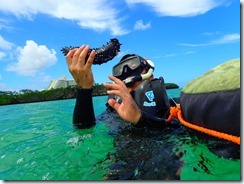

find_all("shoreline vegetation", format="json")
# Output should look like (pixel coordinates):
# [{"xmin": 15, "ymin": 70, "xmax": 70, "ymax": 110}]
[{"xmin": 0, "ymin": 83, "xmax": 179, "ymax": 106}]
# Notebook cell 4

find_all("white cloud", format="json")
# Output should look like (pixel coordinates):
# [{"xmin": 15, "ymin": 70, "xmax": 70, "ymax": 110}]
[
  {"xmin": 202, "ymin": 31, "xmax": 220, "ymax": 36},
  {"xmin": 211, "ymin": 33, "xmax": 240, "ymax": 44},
  {"xmin": 0, "ymin": 18, "xmax": 11, "ymax": 30},
  {"xmin": 178, "ymin": 43, "xmax": 208, "ymax": 47},
  {"xmin": 0, "ymin": 0, "xmax": 128, "ymax": 35},
  {"xmin": 134, "ymin": 20, "xmax": 151, "ymax": 30},
  {"xmin": 0, "ymin": 35, "xmax": 14, "ymax": 50},
  {"xmin": 179, "ymin": 33, "xmax": 240, "ymax": 47},
  {"xmin": 125, "ymin": 0, "xmax": 227, "ymax": 17},
  {"xmin": 0, "ymin": 51, "xmax": 6, "ymax": 60},
  {"xmin": 0, "ymin": 0, "xmax": 229, "ymax": 35},
  {"xmin": 7, "ymin": 40, "xmax": 57, "ymax": 76},
  {"xmin": 0, "ymin": 35, "xmax": 13, "ymax": 61},
  {"xmin": 165, "ymin": 51, "xmax": 196, "ymax": 57}
]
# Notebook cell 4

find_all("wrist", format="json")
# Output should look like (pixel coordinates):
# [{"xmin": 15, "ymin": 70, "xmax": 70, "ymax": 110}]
[
  {"xmin": 76, "ymin": 81, "xmax": 93, "ymax": 89},
  {"xmin": 134, "ymin": 111, "xmax": 147, "ymax": 127},
  {"xmin": 134, "ymin": 110, "xmax": 142, "ymax": 124},
  {"xmin": 134, "ymin": 111, "xmax": 167, "ymax": 129},
  {"xmin": 77, "ymin": 86, "xmax": 92, "ymax": 90},
  {"xmin": 77, "ymin": 87, "xmax": 93, "ymax": 94}
]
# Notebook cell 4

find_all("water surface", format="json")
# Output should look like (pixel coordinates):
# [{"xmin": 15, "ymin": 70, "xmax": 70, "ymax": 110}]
[{"xmin": 0, "ymin": 89, "xmax": 240, "ymax": 180}]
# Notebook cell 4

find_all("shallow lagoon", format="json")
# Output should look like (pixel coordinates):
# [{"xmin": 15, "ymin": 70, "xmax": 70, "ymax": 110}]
[{"xmin": 0, "ymin": 89, "xmax": 240, "ymax": 180}]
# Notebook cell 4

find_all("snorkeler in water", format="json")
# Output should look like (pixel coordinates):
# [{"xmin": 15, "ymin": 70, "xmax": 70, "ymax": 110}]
[
  {"xmin": 65, "ymin": 44, "xmax": 239, "ymax": 180},
  {"xmin": 66, "ymin": 45, "xmax": 178, "ymax": 129}
]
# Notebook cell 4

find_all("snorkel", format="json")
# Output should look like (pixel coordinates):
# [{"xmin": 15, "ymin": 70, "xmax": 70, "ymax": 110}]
[
  {"xmin": 123, "ymin": 59, "xmax": 155, "ymax": 87},
  {"xmin": 111, "ymin": 55, "xmax": 155, "ymax": 103}
]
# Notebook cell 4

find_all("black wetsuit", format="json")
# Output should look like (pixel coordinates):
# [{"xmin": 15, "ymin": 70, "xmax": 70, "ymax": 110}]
[
  {"xmin": 73, "ymin": 77, "xmax": 174, "ymax": 129},
  {"xmin": 72, "ymin": 78, "xmax": 185, "ymax": 180}
]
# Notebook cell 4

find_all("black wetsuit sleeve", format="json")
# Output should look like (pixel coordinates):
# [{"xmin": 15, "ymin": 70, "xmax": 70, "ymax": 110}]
[
  {"xmin": 73, "ymin": 87, "xmax": 96, "ymax": 129},
  {"xmin": 134, "ymin": 111, "xmax": 167, "ymax": 129}
]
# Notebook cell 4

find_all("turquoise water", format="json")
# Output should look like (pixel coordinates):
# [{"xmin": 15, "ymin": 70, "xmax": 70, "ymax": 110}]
[{"xmin": 0, "ymin": 89, "xmax": 240, "ymax": 180}]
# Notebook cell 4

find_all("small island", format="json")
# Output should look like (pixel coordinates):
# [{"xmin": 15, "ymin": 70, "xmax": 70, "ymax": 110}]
[{"xmin": 0, "ymin": 83, "xmax": 179, "ymax": 106}]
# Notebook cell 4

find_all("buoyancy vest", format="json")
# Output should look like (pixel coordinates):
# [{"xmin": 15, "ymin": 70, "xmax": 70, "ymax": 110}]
[
  {"xmin": 106, "ymin": 77, "xmax": 170, "ymax": 119},
  {"xmin": 132, "ymin": 77, "xmax": 170, "ymax": 118}
]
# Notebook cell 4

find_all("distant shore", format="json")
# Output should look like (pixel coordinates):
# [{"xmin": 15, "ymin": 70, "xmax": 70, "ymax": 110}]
[{"xmin": 0, "ymin": 83, "xmax": 179, "ymax": 106}]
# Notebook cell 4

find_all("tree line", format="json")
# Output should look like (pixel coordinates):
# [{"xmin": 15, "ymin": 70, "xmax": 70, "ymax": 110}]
[{"xmin": 0, "ymin": 83, "xmax": 178, "ymax": 105}]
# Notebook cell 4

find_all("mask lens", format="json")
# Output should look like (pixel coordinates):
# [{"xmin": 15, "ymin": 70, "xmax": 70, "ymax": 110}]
[{"xmin": 113, "ymin": 56, "xmax": 142, "ymax": 78}]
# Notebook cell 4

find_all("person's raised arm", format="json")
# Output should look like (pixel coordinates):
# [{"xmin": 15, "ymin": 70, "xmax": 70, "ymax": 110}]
[{"xmin": 66, "ymin": 45, "xmax": 96, "ymax": 128}]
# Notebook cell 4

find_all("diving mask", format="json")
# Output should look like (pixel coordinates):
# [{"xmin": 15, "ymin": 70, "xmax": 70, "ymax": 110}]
[{"xmin": 112, "ymin": 54, "xmax": 154, "ymax": 86}]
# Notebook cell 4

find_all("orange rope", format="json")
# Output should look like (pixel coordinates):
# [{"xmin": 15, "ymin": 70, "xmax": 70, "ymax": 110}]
[{"xmin": 166, "ymin": 105, "xmax": 240, "ymax": 145}]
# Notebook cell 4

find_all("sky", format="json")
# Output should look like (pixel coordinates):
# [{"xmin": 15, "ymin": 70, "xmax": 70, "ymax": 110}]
[{"xmin": 0, "ymin": 0, "xmax": 241, "ymax": 92}]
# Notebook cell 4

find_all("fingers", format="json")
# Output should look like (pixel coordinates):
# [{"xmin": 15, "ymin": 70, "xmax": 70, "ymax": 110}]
[
  {"xmin": 104, "ymin": 82, "xmax": 120, "ymax": 90},
  {"xmin": 107, "ymin": 98, "xmax": 120, "ymax": 111},
  {"xmin": 86, "ymin": 50, "xmax": 96, "ymax": 68},
  {"xmin": 66, "ymin": 45, "xmax": 85, "ymax": 67},
  {"xmin": 107, "ymin": 86, "xmax": 141, "ymax": 124},
  {"xmin": 104, "ymin": 82, "xmax": 123, "ymax": 97},
  {"xmin": 76, "ymin": 45, "xmax": 90, "ymax": 66},
  {"xmin": 65, "ymin": 47, "xmax": 79, "ymax": 67},
  {"xmin": 66, "ymin": 45, "xmax": 94, "ymax": 68},
  {"xmin": 104, "ymin": 75, "xmax": 126, "ymax": 91},
  {"xmin": 108, "ymin": 75, "xmax": 125, "ymax": 86},
  {"xmin": 104, "ymin": 77, "xmax": 131, "ymax": 104}
]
